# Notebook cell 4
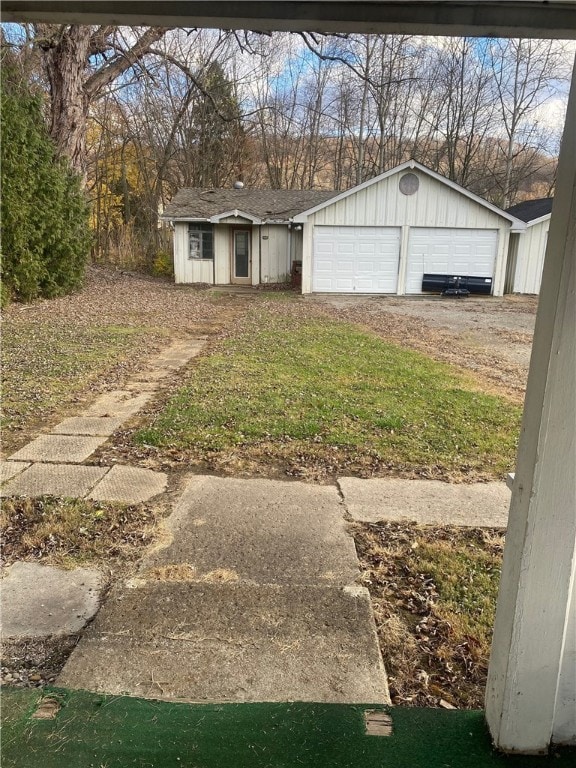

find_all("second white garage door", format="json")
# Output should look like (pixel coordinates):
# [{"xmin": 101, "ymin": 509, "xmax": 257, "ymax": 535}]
[
  {"xmin": 406, "ymin": 228, "xmax": 498, "ymax": 294},
  {"xmin": 313, "ymin": 226, "xmax": 401, "ymax": 293}
]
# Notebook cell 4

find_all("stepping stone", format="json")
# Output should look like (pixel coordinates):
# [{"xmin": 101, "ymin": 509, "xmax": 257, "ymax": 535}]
[
  {"xmin": 0, "ymin": 461, "xmax": 30, "ymax": 483},
  {"xmin": 58, "ymin": 581, "xmax": 389, "ymax": 704},
  {"xmin": 338, "ymin": 477, "xmax": 511, "ymax": 527},
  {"xmin": 82, "ymin": 390, "xmax": 152, "ymax": 419},
  {"xmin": 1, "ymin": 463, "xmax": 108, "ymax": 498},
  {"xmin": 142, "ymin": 476, "xmax": 358, "ymax": 586},
  {"xmin": 88, "ymin": 465, "xmax": 167, "ymax": 503},
  {"xmin": 51, "ymin": 416, "xmax": 124, "ymax": 436},
  {"xmin": 8, "ymin": 435, "xmax": 108, "ymax": 464},
  {"xmin": 1, "ymin": 562, "xmax": 104, "ymax": 640}
]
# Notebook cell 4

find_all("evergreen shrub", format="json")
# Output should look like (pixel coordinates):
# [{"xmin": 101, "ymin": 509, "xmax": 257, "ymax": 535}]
[{"xmin": 1, "ymin": 65, "xmax": 91, "ymax": 302}]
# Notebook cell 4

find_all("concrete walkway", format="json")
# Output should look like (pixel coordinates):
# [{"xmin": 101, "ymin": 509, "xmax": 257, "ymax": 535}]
[
  {"xmin": 58, "ymin": 476, "xmax": 390, "ymax": 704},
  {"xmin": 1, "ymin": 338, "xmax": 207, "ymax": 503}
]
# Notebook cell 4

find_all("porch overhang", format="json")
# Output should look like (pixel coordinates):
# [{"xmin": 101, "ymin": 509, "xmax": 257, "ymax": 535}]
[{"xmin": 3, "ymin": 1, "xmax": 576, "ymax": 40}]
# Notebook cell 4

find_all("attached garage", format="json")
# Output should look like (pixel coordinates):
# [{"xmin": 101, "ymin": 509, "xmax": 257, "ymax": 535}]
[
  {"xmin": 312, "ymin": 226, "xmax": 401, "ymax": 293},
  {"xmin": 296, "ymin": 161, "xmax": 525, "ymax": 297},
  {"xmin": 406, "ymin": 227, "xmax": 498, "ymax": 294}
]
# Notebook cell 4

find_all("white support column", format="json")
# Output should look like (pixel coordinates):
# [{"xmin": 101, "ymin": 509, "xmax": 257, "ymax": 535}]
[
  {"xmin": 396, "ymin": 225, "xmax": 410, "ymax": 295},
  {"xmin": 485, "ymin": 61, "xmax": 576, "ymax": 754}
]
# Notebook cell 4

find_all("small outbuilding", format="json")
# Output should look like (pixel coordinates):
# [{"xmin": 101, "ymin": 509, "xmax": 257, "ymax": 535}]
[
  {"xmin": 162, "ymin": 161, "xmax": 525, "ymax": 296},
  {"xmin": 504, "ymin": 198, "xmax": 553, "ymax": 295}
]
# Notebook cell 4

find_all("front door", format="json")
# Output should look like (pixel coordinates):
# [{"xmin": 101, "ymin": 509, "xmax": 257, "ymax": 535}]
[{"xmin": 231, "ymin": 228, "xmax": 251, "ymax": 285}]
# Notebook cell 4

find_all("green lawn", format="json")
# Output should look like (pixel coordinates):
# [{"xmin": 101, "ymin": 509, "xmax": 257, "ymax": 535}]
[{"xmin": 135, "ymin": 309, "xmax": 521, "ymax": 479}]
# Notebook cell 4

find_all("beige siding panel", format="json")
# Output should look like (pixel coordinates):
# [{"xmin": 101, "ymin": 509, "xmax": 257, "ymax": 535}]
[
  {"xmin": 214, "ymin": 226, "xmax": 230, "ymax": 284},
  {"xmin": 260, "ymin": 225, "xmax": 291, "ymax": 283},
  {"xmin": 173, "ymin": 223, "xmax": 213, "ymax": 284},
  {"xmin": 173, "ymin": 222, "xmax": 188, "ymax": 284},
  {"xmin": 251, "ymin": 227, "xmax": 260, "ymax": 285},
  {"xmin": 309, "ymin": 169, "xmax": 504, "ymax": 230},
  {"xmin": 513, "ymin": 219, "xmax": 549, "ymax": 294}
]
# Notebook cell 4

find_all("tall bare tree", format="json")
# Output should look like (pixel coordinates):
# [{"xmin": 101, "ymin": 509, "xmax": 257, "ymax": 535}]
[{"xmin": 33, "ymin": 24, "xmax": 167, "ymax": 173}]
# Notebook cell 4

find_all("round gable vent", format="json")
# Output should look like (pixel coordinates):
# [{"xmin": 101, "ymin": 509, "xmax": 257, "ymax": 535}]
[{"xmin": 399, "ymin": 172, "xmax": 419, "ymax": 195}]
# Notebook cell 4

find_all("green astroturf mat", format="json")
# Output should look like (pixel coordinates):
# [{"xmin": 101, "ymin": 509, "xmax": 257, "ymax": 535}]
[{"xmin": 2, "ymin": 688, "xmax": 574, "ymax": 768}]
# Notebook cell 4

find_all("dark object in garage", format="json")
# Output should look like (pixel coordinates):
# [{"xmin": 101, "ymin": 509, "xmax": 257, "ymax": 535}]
[{"xmin": 421, "ymin": 273, "xmax": 493, "ymax": 296}]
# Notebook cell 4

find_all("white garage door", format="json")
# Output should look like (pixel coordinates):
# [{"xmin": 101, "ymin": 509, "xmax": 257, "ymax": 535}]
[
  {"xmin": 406, "ymin": 228, "xmax": 498, "ymax": 294},
  {"xmin": 313, "ymin": 226, "xmax": 401, "ymax": 293}
]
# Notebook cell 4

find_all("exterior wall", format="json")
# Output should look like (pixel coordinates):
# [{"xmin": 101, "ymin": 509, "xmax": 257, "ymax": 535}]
[
  {"xmin": 214, "ymin": 226, "xmax": 231, "ymax": 284},
  {"xmin": 513, "ymin": 218, "xmax": 549, "ymax": 294},
  {"xmin": 301, "ymin": 169, "xmax": 511, "ymax": 295},
  {"xmin": 259, "ymin": 224, "xmax": 292, "ymax": 283},
  {"xmin": 173, "ymin": 222, "xmax": 214, "ymax": 284},
  {"xmin": 173, "ymin": 221, "xmax": 292, "ymax": 286}
]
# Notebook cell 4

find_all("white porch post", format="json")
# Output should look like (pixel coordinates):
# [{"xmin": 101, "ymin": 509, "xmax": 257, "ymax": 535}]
[{"xmin": 485, "ymin": 60, "xmax": 576, "ymax": 754}]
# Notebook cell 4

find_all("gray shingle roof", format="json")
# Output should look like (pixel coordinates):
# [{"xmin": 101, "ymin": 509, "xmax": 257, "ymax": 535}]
[
  {"xmin": 506, "ymin": 198, "xmax": 553, "ymax": 223},
  {"xmin": 162, "ymin": 188, "xmax": 338, "ymax": 221}
]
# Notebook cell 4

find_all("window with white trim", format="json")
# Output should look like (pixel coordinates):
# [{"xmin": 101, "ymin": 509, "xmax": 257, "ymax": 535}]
[{"xmin": 188, "ymin": 223, "xmax": 214, "ymax": 259}]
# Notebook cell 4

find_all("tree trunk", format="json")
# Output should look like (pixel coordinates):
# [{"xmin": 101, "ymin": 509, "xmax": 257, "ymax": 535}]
[{"xmin": 39, "ymin": 25, "xmax": 92, "ymax": 174}]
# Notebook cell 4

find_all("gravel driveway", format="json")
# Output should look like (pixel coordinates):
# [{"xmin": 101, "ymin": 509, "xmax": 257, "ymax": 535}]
[{"xmin": 312, "ymin": 294, "xmax": 537, "ymax": 402}]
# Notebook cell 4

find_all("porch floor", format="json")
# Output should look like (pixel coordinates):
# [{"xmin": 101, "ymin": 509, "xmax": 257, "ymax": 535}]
[{"xmin": 3, "ymin": 688, "xmax": 575, "ymax": 768}]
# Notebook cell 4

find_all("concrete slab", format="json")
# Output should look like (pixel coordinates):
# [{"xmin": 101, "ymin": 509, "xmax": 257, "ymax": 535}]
[
  {"xmin": 58, "ymin": 581, "xmax": 389, "ymax": 704},
  {"xmin": 1, "ymin": 562, "xmax": 104, "ymax": 640},
  {"xmin": 338, "ymin": 478, "xmax": 511, "ymax": 527},
  {"xmin": 50, "ymin": 416, "xmax": 124, "ymax": 436},
  {"xmin": 0, "ymin": 461, "xmax": 30, "ymax": 483},
  {"xmin": 82, "ymin": 390, "xmax": 152, "ymax": 418},
  {"xmin": 142, "ymin": 476, "xmax": 358, "ymax": 586},
  {"xmin": 1, "ymin": 463, "xmax": 108, "ymax": 498},
  {"xmin": 88, "ymin": 465, "xmax": 167, "ymax": 503},
  {"xmin": 8, "ymin": 435, "xmax": 108, "ymax": 464}
]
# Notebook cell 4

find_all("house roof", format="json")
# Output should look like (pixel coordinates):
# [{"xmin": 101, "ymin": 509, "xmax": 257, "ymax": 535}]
[
  {"xmin": 162, "ymin": 188, "xmax": 338, "ymax": 223},
  {"xmin": 506, "ymin": 198, "xmax": 554, "ymax": 223},
  {"xmin": 294, "ymin": 160, "xmax": 526, "ymax": 230}
]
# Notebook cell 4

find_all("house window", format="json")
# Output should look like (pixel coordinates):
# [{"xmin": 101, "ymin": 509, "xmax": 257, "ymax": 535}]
[{"xmin": 188, "ymin": 223, "xmax": 213, "ymax": 259}]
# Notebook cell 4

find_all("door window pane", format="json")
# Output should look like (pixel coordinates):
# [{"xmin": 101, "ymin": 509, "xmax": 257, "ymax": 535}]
[{"xmin": 235, "ymin": 231, "xmax": 250, "ymax": 277}]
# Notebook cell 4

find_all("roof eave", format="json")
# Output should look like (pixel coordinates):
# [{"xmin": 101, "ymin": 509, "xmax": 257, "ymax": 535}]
[{"xmin": 526, "ymin": 213, "xmax": 552, "ymax": 227}]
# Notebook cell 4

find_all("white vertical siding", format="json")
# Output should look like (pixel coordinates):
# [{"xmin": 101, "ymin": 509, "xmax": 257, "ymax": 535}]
[
  {"xmin": 251, "ymin": 227, "xmax": 260, "ymax": 285},
  {"xmin": 513, "ymin": 218, "xmax": 549, "ymax": 294},
  {"xmin": 260, "ymin": 225, "xmax": 291, "ymax": 283},
  {"xmin": 307, "ymin": 169, "xmax": 506, "ymax": 230},
  {"xmin": 173, "ymin": 222, "xmax": 214, "ymax": 284},
  {"xmin": 214, "ymin": 226, "xmax": 230, "ymax": 284}
]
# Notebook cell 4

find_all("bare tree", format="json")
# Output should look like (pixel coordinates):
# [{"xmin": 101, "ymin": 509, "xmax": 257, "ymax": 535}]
[
  {"xmin": 488, "ymin": 38, "xmax": 571, "ymax": 207},
  {"xmin": 32, "ymin": 24, "xmax": 168, "ymax": 173}
]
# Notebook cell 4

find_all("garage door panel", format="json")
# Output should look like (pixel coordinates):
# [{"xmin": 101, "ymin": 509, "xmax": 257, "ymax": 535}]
[
  {"xmin": 313, "ymin": 226, "xmax": 400, "ymax": 293},
  {"xmin": 406, "ymin": 228, "xmax": 497, "ymax": 294}
]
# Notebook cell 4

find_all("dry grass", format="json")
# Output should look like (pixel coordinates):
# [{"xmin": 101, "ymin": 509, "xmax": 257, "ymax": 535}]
[
  {"xmin": 0, "ymin": 496, "xmax": 164, "ymax": 573},
  {"xmin": 353, "ymin": 520, "xmax": 505, "ymax": 709}
]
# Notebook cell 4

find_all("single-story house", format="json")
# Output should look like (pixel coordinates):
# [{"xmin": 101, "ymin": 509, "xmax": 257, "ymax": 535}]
[
  {"xmin": 504, "ymin": 197, "xmax": 553, "ymax": 295},
  {"xmin": 162, "ymin": 161, "xmax": 526, "ymax": 296},
  {"xmin": 161, "ymin": 187, "xmax": 336, "ymax": 286}
]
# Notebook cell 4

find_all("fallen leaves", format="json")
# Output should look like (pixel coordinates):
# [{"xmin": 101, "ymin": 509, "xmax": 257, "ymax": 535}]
[{"xmin": 353, "ymin": 520, "xmax": 505, "ymax": 709}]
